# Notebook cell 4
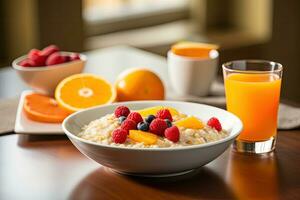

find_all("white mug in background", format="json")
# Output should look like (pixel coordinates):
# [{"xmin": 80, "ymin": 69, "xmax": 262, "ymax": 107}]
[{"xmin": 167, "ymin": 50, "xmax": 219, "ymax": 96}]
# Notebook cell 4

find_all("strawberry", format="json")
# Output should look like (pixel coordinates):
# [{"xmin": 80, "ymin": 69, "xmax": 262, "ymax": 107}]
[
  {"xmin": 41, "ymin": 45, "xmax": 59, "ymax": 57},
  {"xmin": 19, "ymin": 59, "xmax": 35, "ymax": 67},
  {"xmin": 70, "ymin": 53, "xmax": 80, "ymax": 61},
  {"xmin": 46, "ymin": 52, "xmax": 66, "ymax": 66},
  {"xmin": 28, "ymin": 49, "xmax": 46, "ymax": 66}
]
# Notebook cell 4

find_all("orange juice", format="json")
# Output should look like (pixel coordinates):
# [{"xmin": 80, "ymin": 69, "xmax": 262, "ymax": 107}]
[
  {"xmin": 171, "ymin": 42, "xmax": 218, "ymax": 58},
  {"xmin": 225, "ymin": 73, "xmax": 281, "ymax": 141}
]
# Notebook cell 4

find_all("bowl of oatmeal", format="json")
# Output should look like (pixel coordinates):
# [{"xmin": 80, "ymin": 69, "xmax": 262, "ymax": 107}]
[{"xmin": 63, "ymin": 101, "xmax": 242, "ymax": 176}]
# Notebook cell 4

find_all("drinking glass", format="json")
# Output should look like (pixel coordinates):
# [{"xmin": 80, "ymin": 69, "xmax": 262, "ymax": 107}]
[{"xmin": 223, "ymin": 60, "xmax": 283, "ymax": 153}]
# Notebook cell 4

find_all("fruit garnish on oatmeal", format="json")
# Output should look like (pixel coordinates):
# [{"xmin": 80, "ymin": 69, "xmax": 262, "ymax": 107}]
[{"xmin": 78, "ymin": 105, "xmax": 229, "ymax": 148}]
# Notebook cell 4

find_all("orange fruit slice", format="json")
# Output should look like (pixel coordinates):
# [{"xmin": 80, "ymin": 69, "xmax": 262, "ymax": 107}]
[
  {"xmin": 129, "ymin": 130, "xmax": 158, "ymax": 145},
  {"xmin": 115, "ymin": 68, "xmax": 165, "ymax": 101},
  {"xmin": 23, "ymin": 93, "xmax": 70, "ymax": 123},
  {"xmin": 137, "ymin": 106, "xmax": 179, "ymax": 117},
  {"xmin": 55, "ymin": 73, "xmax": 116, "ymax": 112},
  {"xmin": 171, "ymin": 41, "xmax": 219, "ymax": 58},
  {"xmin": 175, "ymin": 116, "xmax": 204, "ymax": 129}
]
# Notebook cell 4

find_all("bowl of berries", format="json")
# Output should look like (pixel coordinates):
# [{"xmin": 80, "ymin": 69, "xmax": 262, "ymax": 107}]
[
  {"xmin": 12, "ymin": 45, "xmax": 86, "ymax": 95},
  {"xmin": 63, "ymin": 101, "xmax": 242, "ymax": 177}
]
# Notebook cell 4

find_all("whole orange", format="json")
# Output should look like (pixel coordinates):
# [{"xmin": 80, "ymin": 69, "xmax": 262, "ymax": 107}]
[{"xmin": 115, "ymin": 68, "xmax": 165, "ymax": 101}]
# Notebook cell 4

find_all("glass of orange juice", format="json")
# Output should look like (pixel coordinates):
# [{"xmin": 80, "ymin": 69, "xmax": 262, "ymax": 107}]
[{"xmin": 222, "ymin": 60, "xmax": 283, "ymax": 153}]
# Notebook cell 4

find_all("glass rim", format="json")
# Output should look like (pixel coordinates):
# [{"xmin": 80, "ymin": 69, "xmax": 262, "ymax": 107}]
[{"xmin": 222, "ymin": 59, "xmax": 283, "ymax": 74}]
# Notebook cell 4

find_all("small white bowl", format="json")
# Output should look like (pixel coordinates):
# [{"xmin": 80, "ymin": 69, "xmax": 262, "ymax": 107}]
[
  {"xmin": 12, "ymin": 52, "xmax": 86, "ymax": 95},
  {"xmin": 62, "ymin": 101, "xmax": 242, "ymax": 177}
]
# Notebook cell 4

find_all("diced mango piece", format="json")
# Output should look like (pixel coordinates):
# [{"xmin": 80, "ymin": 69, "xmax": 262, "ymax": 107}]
[
  {"xmin": 174, "ymin": 116, "xmax": 204, "ymax": 129},
  {"xmin": 137, "ymin": 106, "xmax": 179, "ymax": 117},
  {"xmin": 129, "ymin": 130, "xmax": 158, "ymax": 145}
]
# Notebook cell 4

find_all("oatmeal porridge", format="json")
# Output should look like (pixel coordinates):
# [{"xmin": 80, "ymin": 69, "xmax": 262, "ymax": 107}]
[{"xmin": 78, "ymin": 106, "xmax": 229, "ymax": 148}]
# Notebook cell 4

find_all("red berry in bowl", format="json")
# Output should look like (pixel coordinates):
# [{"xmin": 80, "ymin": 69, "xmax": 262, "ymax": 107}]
[
  {"xmin": 70, "ymin": 53, "xmax": 80, "ymax": 61},
  {"xmin": 127, "ymin": 112, "xmax": 143, "ymax": 124},
  {"xmin": 19, "ymin": 59, "xmax": 35, "ymax": 67},
  {"xmin": 156, "ymin": 109, "xmax": 173, "ymax": 121},
  {"xmin": 114, "ymin": 106, "xmax": 130, "ymax": 118},
  {"xmin": 28, "ymin": 49, "xmax": 46, "ymax": 66},
  {"xmin": 112, "ymin": 128, "xmax": 128, "ymax": 144},
  {"xmin": 46, "ymin": 52, "xmax": 66, "ymax": 66},
  {"xmin": 207, "ymin": 117, "xmax": 222, "ymax": 132},
  {"xmin": 121, "ymin": 119, "xmax": 137, "ymax": 133},
  {"xmin": 164, "ymin": 126, "xmax": 180, "ymax": 142},
  {"xmin": 149, "ymin": 118, "xmax": 168, "ymax": 136},
  {"xmin": 41, "ymin": 45, "xmax": 59, "ymax": 57}
]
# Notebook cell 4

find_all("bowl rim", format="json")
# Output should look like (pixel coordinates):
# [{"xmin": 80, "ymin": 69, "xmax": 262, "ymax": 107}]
[
  {"xmin": 62, "ymin": 101, "xmax": 243, "ymax": 151},
  {"xmin": 12, "ymin": 51, "xmax": 87, "ymax": 71}
]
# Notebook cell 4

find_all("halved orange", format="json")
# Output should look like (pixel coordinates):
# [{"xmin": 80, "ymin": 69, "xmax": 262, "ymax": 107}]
[
  {"xmin": 24, "ymin": 93, "xmax": 70, "ymax": 123},
  {"xmin": 55, "ymin": 73, "xmax": 116, "ymax": 113},
  {"xmin": 171, "ymin": 41, "xmax": 219, "ymax": 58}
]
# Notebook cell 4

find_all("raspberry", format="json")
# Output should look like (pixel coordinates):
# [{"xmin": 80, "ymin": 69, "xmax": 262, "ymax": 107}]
[
  {"xmin": 207, "ymin": 117, "xmax": 222, "ymax": 131},
  {"xmin": 156, "ymin": 109, "xmax": 173, "ymax": 121},
  {"xmin": 28, "ymin": 49, "xmax": 46, "ymax": 66},
  {"xmin": 70, "ymin": 53, "xmax": 81, "ymax": 61},
  {"xmin": 164, "ymin": 126, "xmax": 180, "ymax": 142},
  {"xmin": 41, "ymin": 45, "xmax": 59, "ymax": 57},
  {"xmin": 114, "ymin": 106, "xmax": 130, "ymax": 118},
  {"xmin": 121, "ymin": 119, "xmax": 137, "ymax": 132},
  {"xmin": 149, "ymin": 118, "xmax": 168, "ymax": 136},
  {"xmin": 127, "ymin": 112, "xmax": 143, "ymax": 124},
  {"xmin": 112, "ymin": 128, "xmax": 127, "ymax": 144},
  {"xmin": 46, "ymin": 52, "xmax": 66, "ymax": 66},
  {"xmin": 19, "ymin": 59, "xmax": 35, "ymax": 67}
]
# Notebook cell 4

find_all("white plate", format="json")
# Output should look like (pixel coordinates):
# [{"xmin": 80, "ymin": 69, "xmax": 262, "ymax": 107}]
[
  {"xmin": 14, "ymin": 90, "xmax": 63, "ymax": 134},
  {"xmin": 63, "ymin": 101, "xmax": 243, "ymax": 176}
]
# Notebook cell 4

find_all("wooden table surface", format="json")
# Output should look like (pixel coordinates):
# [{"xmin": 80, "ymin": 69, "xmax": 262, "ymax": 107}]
[{"xmin": 1, "ymin": 131, "xmax": 299, "ymax": 200}]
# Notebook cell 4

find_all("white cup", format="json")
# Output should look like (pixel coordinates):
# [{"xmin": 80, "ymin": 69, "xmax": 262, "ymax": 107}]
[{"xmin": 167, "ymin": 49, "xmax": 219, "ymax": 96}]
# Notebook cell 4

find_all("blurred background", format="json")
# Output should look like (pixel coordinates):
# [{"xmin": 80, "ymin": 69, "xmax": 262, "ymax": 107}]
[{"xmin": 0, "ymin": 0, "xmax": 299, "ymax": 102}]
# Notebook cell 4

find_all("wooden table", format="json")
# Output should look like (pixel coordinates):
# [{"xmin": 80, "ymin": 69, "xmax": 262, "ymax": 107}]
[
  {"xmin": 1, "ymin": 131, "xmax": 299, "ymax": 199},
  {"xmin": 1, "ymin": 46, "xmax": 299, "ymax": 199}
]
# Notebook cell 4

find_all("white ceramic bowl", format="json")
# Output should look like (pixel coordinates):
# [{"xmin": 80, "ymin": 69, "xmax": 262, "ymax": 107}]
[
  {"xmin": 63, "ymin": 101, "xmax": 242, "ymax": 176},
  {"xmin": 12, "ymin": 52, "xmax": 86, "ymax": 95}
]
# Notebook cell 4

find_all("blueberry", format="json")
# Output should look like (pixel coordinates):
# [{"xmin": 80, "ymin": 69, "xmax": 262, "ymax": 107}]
[
  {"xmin": 118, "ymin": 116, "xmax": 127, "ymax": 124},
  {"xmin": 137, "ymin": 122, "xmax": 149, "ymax": 131},
  {"xmin": 164, "ymin": 119, "xmax": 172, "ymax": 127},
  {"xmin": 145, "ymin": 115, "xmax": 156, "ymax": 124}
]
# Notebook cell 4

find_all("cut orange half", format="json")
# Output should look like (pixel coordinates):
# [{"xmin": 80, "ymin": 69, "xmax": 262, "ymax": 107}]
[
  {"xmin": 171, "ymin": 41, "xmax": 219, "ymax": 58},
  {"xmin": 24, "ymin": 93, "xmax": 70, "ymax": 123},
  {"xmin": 55, "ymin": 73, "xmax": 116, "ymax": 112}
]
